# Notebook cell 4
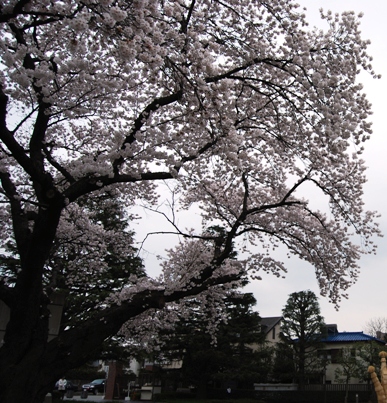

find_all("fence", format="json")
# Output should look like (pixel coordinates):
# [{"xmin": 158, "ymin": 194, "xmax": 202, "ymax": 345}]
[
  {"xmin": 254, "ymin": 383, "xmax": 375, "ymax": 403},
  {"xmin": 304, "ymin": 383, "xmax": 371, "ymax": 392}
]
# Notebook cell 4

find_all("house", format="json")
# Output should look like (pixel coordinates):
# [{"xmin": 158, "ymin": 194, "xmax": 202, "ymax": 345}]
[
  {"xmin": 260, "ymin": 316, "xmax": 282, "ymax": 344},
  {"xmin": 317, "ymin": 324, "xmax": 385, "ymax": 384}
]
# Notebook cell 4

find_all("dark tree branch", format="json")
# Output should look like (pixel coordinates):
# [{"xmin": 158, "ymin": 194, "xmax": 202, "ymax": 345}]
[
  {"xmin": 206, "ymin": 57, "xmax": 290, "ymax": 84},
  {"xmin": 0, "ymin": 0, "xmax": 31, "ymax": 22},
  {"xmin": 113, "ymin": 89, "xmax": 183, "ymax": 175},
  {"xmin": 44, "ymin": 260, "xmax": 241, "ymax": 375}
]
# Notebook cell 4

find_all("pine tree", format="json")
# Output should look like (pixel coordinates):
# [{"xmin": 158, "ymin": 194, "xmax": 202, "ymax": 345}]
[
  {"xmin": 156, "ymin": 293, "xmax": 271, "ymax": 397},
  {"xmin": 281, "ymin": 290, "xmax": 326, "ymax": 388}
]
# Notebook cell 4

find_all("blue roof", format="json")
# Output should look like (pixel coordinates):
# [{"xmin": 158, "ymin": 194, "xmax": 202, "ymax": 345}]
[{"xmin": 321, "ymin": 331, "xmax": 385, "ymax": 344}]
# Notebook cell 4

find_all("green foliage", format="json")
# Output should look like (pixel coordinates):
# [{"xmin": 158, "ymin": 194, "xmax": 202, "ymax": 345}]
[
  {"xmin": 357, "ymin": 340, "xmax": 386, "ymax": 372},
  {"xmin": 156, "ymin": 292, "xmax": 272, "ymax": 395},
  {"xmin": 332, "ymin": 343, "xmax": 379, "ymax": 403},
  {"xmin": 131, "ymin": 389, "xmax": 142, "ymax": 400},
  {"xmin": 0, "ymin": 195, "xmax": 146, "ymax": 336},
  {"xmin": 271, "ymin": 342, "xmax": 295, "ymax": 383},
  {"xmin": 335, "ymin": 341, "xmax": 385, "ymax": 384},
  {"xmin": 281, "ymin": 290, "xmax": 326, "ymax": 387},
  {"xmin": 49, "ymin": 196, "xmax": 145, "ymax": 362},
  {"xmin": 334, "ymin": 346, "xmax": 363, "ymax": 384},
  {"xmin": 281, "ymin": 290, "xmax": 326, "ymax": 343},
  {"xmin": 58, "ymin": 195, "xmax": 146, "ymax": 328}
]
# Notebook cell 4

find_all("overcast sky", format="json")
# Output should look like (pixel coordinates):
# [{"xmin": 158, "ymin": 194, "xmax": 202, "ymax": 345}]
[{"xmin": 133, "ymin": 0, "xmax": 387, "ymax": 335}]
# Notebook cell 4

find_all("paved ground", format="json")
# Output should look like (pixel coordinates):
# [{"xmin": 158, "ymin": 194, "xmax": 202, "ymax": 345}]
[{"xmin": 62, "ymin": 394, "xmax": 131, "ymax": 402}]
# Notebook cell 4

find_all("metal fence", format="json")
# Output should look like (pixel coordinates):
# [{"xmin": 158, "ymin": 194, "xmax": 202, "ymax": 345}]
[{"xmin": 304, "ymin": 383, "xmax": 371, "ymax": 392}]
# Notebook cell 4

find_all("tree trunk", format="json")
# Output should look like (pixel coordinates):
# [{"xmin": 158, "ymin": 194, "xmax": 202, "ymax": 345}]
[
  {"xmin": 298, "ymin": 347, "xmax": 306, "ymax": 390},
  {"xmin": 0, "ymin": 203, "xmax": 64, "ymax": 403},
  {"xmin": 344, "ymin": 379, "xmax": 349, "ymax": 403},
  {"xmin": 0, "ymin": 282, "xmax": 200, "ymax": 403},
  {"xmin": 0, "ymin": 360, "xmax": 53, "ymax": 403},
  {"xmin": 0, "ymin": 313, "xmax": 117, "ymax": 403}
]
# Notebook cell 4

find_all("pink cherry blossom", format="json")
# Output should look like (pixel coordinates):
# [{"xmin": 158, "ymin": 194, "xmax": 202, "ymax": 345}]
[{"xmin": 0, "ymin": 1, "xmax": 382, "ymax": 402}]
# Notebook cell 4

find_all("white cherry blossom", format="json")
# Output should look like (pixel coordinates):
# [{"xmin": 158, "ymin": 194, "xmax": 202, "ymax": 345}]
[{"xmin": 0, "ymin": 1, "xmax": 382, "ymax": 402}]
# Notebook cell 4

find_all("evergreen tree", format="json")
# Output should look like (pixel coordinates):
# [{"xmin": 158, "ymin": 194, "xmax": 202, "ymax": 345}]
[
  {"xmin": 271, "ymin": 342, "xmax": 296, "ymax": 383},
  {"xmin": 157, "ymin": 292, "xmax": 271, "ymax": 397},
  {"xmin": 58, "ymin": 194, "xmax": 146, "ymax": 328},
  {"xmin": 0, "ymin": 195, "xmax": 145, "ymax": 362},
  {"xmin": 215, "ymin": 293, "xmax": 274, "ymax": 387},
  {"xmin": 281, "ymin": 290, "xmax": 326, "ymax": 389}
]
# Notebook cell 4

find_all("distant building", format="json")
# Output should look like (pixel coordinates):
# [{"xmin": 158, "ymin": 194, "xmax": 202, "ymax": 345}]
[
  {"xmin": 376, "ymin": 331, "xmax": 387, "ymax": 341},
  {"xmin": 317, "ymin": 324, "xmax": 385, "ymax": 384},
  {"xmin": 260, "ymin": 317, "xmax": 282, "ymax": 344}
]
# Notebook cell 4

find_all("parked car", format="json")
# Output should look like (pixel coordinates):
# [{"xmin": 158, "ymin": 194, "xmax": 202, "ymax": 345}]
[
  {"xmin": 82, "ymin": 378, "xmax": 106, "ymax": 394},
  {"xmin": 54, "ymin": 380, "xmax": 78, "ymax": 391}
]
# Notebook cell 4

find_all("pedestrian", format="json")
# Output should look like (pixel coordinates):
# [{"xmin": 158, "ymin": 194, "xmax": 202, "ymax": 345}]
[
  {"xmin": 226, "ymin": 387, "xmax": 232, "ymax": 399},
  {"xmin": 58, "ymin": 377, "xmax": 67, "ymax": 400}
]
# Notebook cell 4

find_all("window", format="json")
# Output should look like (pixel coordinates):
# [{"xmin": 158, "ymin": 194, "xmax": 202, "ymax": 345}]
[{"xmin": 330, "ymin": 349, "xmax": 342, "ymax": 363}]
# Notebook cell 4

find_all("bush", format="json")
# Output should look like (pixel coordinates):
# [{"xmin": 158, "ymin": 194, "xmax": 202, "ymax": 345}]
[{"xmin": 130, "ymin": 389, "xmax": 142, "ymax": 400}]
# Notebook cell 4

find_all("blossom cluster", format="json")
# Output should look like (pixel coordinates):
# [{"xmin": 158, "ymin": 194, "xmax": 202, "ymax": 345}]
[{"xmin": 0, "ymin": 0, "xmax": 381, "ymax": 345}]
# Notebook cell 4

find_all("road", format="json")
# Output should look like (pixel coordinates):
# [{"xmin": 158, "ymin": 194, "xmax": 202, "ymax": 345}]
[{"xmin": 62, "ymin": 393, "xmax": 130, "ymax": 402}]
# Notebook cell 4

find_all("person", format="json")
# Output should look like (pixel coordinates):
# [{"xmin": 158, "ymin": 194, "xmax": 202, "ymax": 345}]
[
  {"xmin": 226, "ymin": 387, "xmax": 232, "ymax": 399},
  {"xmin": 58, "ymin": 377, "xmax": 67, "ymax": 400}
]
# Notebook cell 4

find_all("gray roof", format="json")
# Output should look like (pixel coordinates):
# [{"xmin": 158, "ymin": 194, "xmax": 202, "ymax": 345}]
[{"xmin": 261, "ymin": 316, "xmax": 282, "ymax": 335}]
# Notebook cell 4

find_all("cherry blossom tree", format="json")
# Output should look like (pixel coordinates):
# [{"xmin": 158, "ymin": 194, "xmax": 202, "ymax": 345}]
[{"xmin": 0, "ymin": 0, "xmax": 381, "ymax": 402}]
